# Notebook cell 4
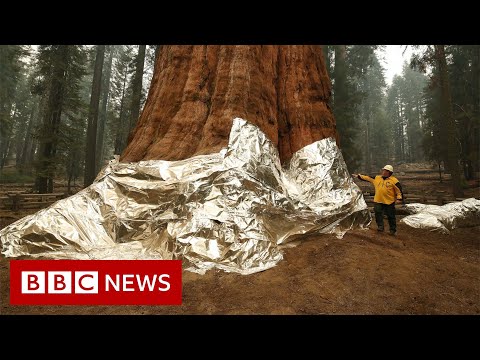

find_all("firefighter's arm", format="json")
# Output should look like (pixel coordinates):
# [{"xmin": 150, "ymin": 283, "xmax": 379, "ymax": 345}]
[
  {"xmin": 394, "ymin": 182, "xmax": 406, "ymax": 204},
  {"xmin": 351, "ymin": 173, "xmax": 375, "ymax": 183}
]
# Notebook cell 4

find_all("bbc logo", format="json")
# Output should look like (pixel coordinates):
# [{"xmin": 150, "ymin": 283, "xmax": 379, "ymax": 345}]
[
  {"xmin": 10, "ymin": 260, "xmax": 182, "ymax": 305},
  {"xmin": 21, "ymin": 271, "xmax": 99, "ymax": 294}
]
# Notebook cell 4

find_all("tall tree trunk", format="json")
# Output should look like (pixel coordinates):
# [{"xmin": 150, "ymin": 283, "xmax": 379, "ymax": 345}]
[
  {"xmin": 1, "ymin": 139, "xmax": 10, "ymax": 168},
  {"xmin": 364, "ymin": 72, "xmax": 372, "ymax": 173},
  {"xmin": 114, "ymin": 66, "xmax": 129, "ymax": 155},
  {"xmin": 36, "ymin": 46, "xmax": 69, "ymax": 193},
  {"xmin": 84, "ymin": 45, "xmax": 105, "ymax": 187},
  {"xmin": 473, "ymin": 45, "xmax": 480, "ymax": 173},
  {"xmin": 399, "ymin": 102, "xmax": 405, "ymax": 161},
  {"xmin": 434, "ymin": 45, "xmax": 464, "ymax": 197},
  {"xmin": 122, "ymin": 46, "xmax": 337, "ymax": 164},
  {"xmin": 333, "ymin": 45, "xmax": 347, "ymax": 142},
  {"xmin": 96, "ymin": 45, "xmax": 114, "ymax": 173},
  {"xmin": 128, "ymin": 45, "xmax": 146, "ymax": 132},
  {"xmin": 475, "ymin": 45, "xmax": 480, "ymax": 116},
  {"xmin": 19, "ymin": 100, "xmax": 37, "ymax": 171},
  {"xmin": 0, "ymin": 100, "xmax": 13, "ymax": 169}
]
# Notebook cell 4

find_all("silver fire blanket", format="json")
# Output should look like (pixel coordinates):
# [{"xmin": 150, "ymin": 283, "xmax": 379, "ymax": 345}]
[
  {"xmin": 0, "ymin": 118, "xmax": 370, "ymax": 274},
  {"xmin": 400, "ymin": 198, "xmax": 480, "ymax": 234}
]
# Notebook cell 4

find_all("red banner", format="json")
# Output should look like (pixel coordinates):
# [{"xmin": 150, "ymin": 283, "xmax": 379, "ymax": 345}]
[{"xmin": 10, "ymin": 260, "xmax": 182, "ymax": 305}]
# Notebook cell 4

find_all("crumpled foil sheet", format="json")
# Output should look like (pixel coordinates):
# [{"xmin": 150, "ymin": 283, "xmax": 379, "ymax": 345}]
[
  {"xmin": 0, "ymin": 118, "xmax": 371, "ymax": 274},
  {"xmin": 400, "ymin": 198, "xmax": 480, "ymax": 234}
]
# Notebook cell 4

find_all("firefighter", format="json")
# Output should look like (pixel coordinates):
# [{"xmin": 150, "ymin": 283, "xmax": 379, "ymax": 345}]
[{"xmin": 352, "ymin": 165, "xmax": 405, "ymax": 236}]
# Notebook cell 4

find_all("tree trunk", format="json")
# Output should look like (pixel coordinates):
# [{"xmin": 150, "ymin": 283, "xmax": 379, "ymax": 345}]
[
  {"xmin": 128, "ymin": 45, "xmax": 146, "ymax": 132},
  {"xmin": 15, "ymin": 106, "xmax": 34, "ymax": 168},
  {"xmin": 0, "ymin": 99, "xmax": 13, "ymax": 169},
  {"xmin": 96, "ymin": 45, "xmax": 114, "ymax": 173},
  {"xmin": 473, "ymin": 46, "xmax": 480, "ymax": 174},
  {"xmin": 121, "ymin": 45, "xmax": 337, "ymax": 164},
  {"xmin": 114, "ymin": 65, "xmax": 129, "ymax": 154},
  {"xmin": 398, "ymin": 101, "xmax": 405, "ymax": 161},
  {"xmin": 434, "ymin": 45, "xmax": 464, "ymax": 197},
  {"xmin": 36, "ymin": 46, "xmax": 69, "ymax": 193},
  {"xmin": 84, "ymin": 45, "xmax": 105, "ymax": 187},
  {"xmin": 19, "ymin": 100, "xmax": 37, "ymax": 171}
]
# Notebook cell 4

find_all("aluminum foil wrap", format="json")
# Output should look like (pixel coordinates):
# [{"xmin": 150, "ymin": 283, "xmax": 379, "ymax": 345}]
[
  {"xmin": 401, "ymin": 198, "xmax": 480, "ymax": 234},
  {"xmin": 0, "ymin": 118, "xmax": 370, "ymax": 274}
]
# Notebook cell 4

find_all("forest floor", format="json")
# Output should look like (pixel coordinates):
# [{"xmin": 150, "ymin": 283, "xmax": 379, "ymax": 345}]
[{"xmin": 0, "ymin": 164, "xmax": 479, "ymax": 315}]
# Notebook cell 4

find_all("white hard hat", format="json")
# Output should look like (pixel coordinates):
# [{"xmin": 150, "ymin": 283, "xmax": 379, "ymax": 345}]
[{"xmin": 382, "ymin": 165, "xmax": 394, "ymax": 173}]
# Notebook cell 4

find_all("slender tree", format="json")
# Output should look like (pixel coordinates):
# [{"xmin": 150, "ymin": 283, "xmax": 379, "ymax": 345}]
[
  {"xmin": 422, "ymin": 73, "xmax": 445, "ymax": 181},
  {"xmin": 84, "ymin": 45, "xmax": 105, "ymax": 187},
  {"xmin": 113, "ymin": 46, "xmax": 133, "ymax": 155},
  {"xmin": 330, "ymin": 45, "xmax": 378, "ymax": 172},
  {"xmin": 34, "ymin": 45, "xmax": 86, "ymax": 193},
  {"xmin": 128, "ymin": 45, "xmax": 146, "ymax": 132},
  {"xmin": 332, "ymin": 45, "xmax": 361, "ymax": 171},
  {"xmin": 0, "ymin": 45, "xmax": 26, "ymax": 168},
  {"xmin": 449, "ymin": 45, "xmax": 480, "ymax": 179},
  {"xmin": 434, "ymin": 45, "xmax": 463, "ymax": 197},
  {"xmin": 96, "ymin": 45, "xmax": 115, "ymax": 173}
]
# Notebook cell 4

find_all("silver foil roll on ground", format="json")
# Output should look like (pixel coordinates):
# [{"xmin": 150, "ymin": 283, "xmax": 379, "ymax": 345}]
[
  {"xmin": 401, "ymin": 198, "xmax": 480, "ymax": 234},
  {"xmin": 1, "ymin": 118, "xmax": 371, "ymax": 274}
]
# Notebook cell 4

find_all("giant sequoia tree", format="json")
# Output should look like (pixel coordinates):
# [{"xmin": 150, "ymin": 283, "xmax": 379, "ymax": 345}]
[{"xmin": 121, "ymin": 46, "xmax": 338, "ymax": 164}]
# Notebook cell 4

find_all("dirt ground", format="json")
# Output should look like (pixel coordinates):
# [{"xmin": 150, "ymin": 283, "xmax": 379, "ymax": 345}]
[{"xmin": 1, "ymin": 221, "xmax": 479, "ymax": 315}]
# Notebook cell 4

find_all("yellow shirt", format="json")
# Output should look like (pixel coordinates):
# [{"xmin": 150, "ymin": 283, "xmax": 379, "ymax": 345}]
[{"xmin": 358, "ymin": 174, "xmax": 403, "ymax": 205}]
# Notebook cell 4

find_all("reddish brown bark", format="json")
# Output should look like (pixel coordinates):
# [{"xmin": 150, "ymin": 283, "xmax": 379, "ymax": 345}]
[{"xmin": 121, "ymin": 45, "xmax": 337, "ymax": 164}]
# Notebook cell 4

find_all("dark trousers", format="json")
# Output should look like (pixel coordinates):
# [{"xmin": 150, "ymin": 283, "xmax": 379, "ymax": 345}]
[{"xmin": 374, "ymin": 202, "xmax": 396, "ymax": 232}]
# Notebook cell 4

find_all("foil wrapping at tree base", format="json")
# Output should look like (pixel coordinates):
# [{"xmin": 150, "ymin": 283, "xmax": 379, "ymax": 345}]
[
  {"xmin": 401, "ymin": 198, "xmax": 480, "ymax": 234},
  {"xmin": 0, "ymin": 118, "xmax": 371, "ymax": 274}
]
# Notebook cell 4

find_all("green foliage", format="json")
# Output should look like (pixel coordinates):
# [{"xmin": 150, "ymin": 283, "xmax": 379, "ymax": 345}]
[
  {"xmin": 0, "ymin": 45, "xmax": 29, "ymax": 167},
  {"xmin": 108, "ymin": 45, "xmax": 134, "ymax": 156},
  {"xmin": 33, "ymin": 45, "xmax": 88, "ymax": 192},
  {"xmin": 448, "ymin": 45, "xmax": 480, "ymax": 178},
  {"xmin": 418, "ymin": 45, "xmax": 480, "ymax": 179},
  {"xmin": 331, "ymin": 46, "xmax": 387, "ymax": 173},
  {"xmin": 332, "ymin": 45, "xmax": 379, "ymax": 172},
  {"xmin": 357, "ymin": 54, "xmax": 390, "ymax": 171}
]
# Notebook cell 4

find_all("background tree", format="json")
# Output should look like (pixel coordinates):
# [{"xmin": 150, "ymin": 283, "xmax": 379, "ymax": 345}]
[
  {"xmin": 0, "ymin": 45, "xmax": 27, "ymax": 168},
  {"xmin": 113, "ymin": 45, "xmax": 134, "ymax": 155},
  {"xmin": 332, "ymin": 45, "xmax": 360, "ymax": 171},
  {"xmin": 326, "ymin": 45, "xmax": 379, "ymax": 172},
  {"xmin": 33, "ymin": 45, "xmax": 87, "ymax": 193},
  {"xmin": 422, "ymin": 74, "xmax": 445, "ymax": 180},
  {"xmin": 434, "ymin": 45, "xmax": 463, "ymax": 197},
  {"xmin": 128, "ymin": 45, "xmax": 146, "ymax": 132},
  {"xmin": 84, "ymin": 45, "xmax": 105, "ymax": 187},
  {"xmin": 96, "ymin": 45, "xmax": 115, "ymax": 173},
  {"xmin": 386, "ymin": 63, "xmax": 427, "ymax": 164},
  {"xmin": 449, "ymin": 45, "xmax": 480, "ymax": 180},
  {"xmin": 386, "ymin": 75, "xmax": 406, "ymax": 163},
  {"xmin": 357, "ymin": 53, "xmax": 390, "ymax": 172},
  {"xmin": 411, "ymin": 45, "xmax": 463, "ymax": 197}
]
